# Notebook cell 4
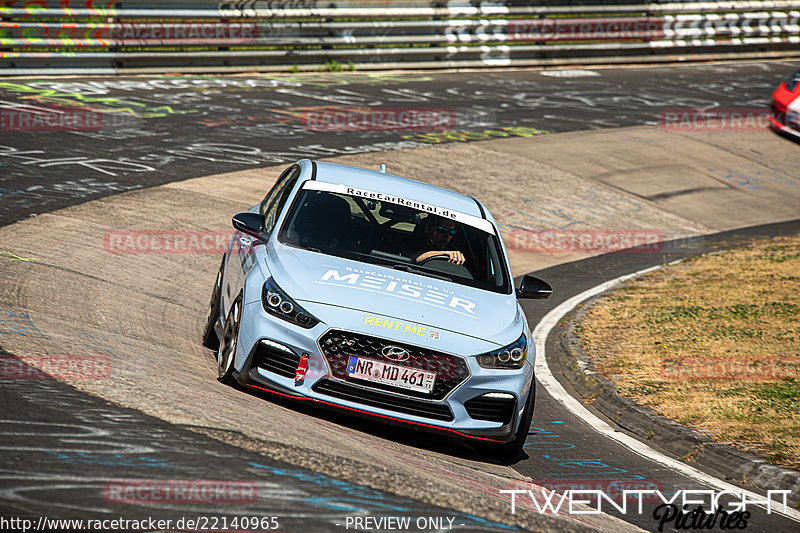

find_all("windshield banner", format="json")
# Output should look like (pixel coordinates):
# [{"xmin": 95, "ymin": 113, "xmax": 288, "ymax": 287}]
[{"xmin": 301, "ymin": 181, "xmax": 495, "ymax": 234}]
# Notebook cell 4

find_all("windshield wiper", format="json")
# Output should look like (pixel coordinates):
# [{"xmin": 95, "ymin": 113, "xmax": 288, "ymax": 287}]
[{"xmin": 391, "ymin": 264, "xmax": 452, "ymax": 282}]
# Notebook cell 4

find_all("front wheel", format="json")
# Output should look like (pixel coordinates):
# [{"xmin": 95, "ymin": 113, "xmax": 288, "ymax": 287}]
[
  {"xmin": 217, "ymin": 296, "xmax": 242, "ymax": 386},
  {"xmin": 202, "ymin": 255, "xmax": 225, "ymax": 350}
]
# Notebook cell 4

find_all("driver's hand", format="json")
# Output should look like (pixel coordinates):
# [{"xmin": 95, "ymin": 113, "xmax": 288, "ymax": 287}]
[{"xmin": 446, "ymin": 251, "xmax": 465, "ymax": 265}]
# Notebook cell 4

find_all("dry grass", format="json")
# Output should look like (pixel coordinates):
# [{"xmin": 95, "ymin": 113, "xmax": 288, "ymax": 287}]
[{"xmin": 579, "ymin": 233, "xmax": 800, "ymax": 470}]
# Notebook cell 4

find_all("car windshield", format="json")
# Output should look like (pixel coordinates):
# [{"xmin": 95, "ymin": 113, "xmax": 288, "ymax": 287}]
[{"xmin": 277, "ymin": 182, "xmax": 511, "ymax": 294}]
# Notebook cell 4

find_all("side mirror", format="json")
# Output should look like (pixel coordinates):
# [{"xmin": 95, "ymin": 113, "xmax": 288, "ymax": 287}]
[
  {"xmin": 232, "ymin": 213, "xmax": 268, "ymax": 242},
  {"xmin": 516, "ymin": 275, "xmax": 553, "ymax": 299}
]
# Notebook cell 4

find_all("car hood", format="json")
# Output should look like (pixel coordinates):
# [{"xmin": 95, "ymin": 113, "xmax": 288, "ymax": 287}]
[
  {"xmin": 773, "ymin": 83, "xmax": 798, "ymax": 108},
  {"xmin": 266, "ymin": 244, "xmax": 520, "ymax": 347}
]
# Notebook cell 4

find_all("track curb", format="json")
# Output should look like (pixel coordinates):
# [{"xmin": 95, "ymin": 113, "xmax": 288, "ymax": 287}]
[{"xmin": 554, "ymin": 292, "xmax": 800, "ymax": 506}]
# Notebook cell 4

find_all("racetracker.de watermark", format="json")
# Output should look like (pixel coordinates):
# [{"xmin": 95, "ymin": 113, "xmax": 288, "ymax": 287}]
[
  {"xmin": 0, "ymin": 355, "xmax": 111, "ymax": 380},
  {"xmin": 104, "ymin": 480, "xmax": 258, "ymax": 505},
  {"xmin": 104, "ymin": 230, "xmax": 235, "ymax": 254},
  {"xmin": 2, "ymin": 515, "xmax": 278, "ymax": 532},
  {"xmin": 1, "ymin": 105, "xmax": 103, "ymax": 132},
  {"xmin": 300, "ymin": 107, "xmax": 493, "ymax": 132},
  {"xmin": 660, "ymin": 108, "xmax": 771, "ymax": 132},
  {"xmin": 1, "ymin": 105, "xmax": 140, "ymax": 132},
  {"xmin": 662, "ymin": 357, "xmax": 800, "ymax": 380},
  {"xmin": 508, "ymin": 18, "xmax": 664, "ymax": 41},
  {"xmin": 109, "ymin": 22, "xmax": 262, "ymax": 42},
  {"xmin": 508, "ymin": 229, "xmax": 663, "ymax": 254},
  {"xmin": 302, "ymin": 107, "xmax": 455, "ymax": 132}
]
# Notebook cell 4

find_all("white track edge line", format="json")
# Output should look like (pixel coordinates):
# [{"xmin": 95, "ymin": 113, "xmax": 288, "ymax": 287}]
[{"xmin": 532, "ymin": 260, "xmax": 800, "ymax": 522}]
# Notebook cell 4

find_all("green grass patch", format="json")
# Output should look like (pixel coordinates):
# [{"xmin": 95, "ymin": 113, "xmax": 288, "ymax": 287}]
[{"xmin": 579, "ymin": 232, "xmax": 800, "ymax": 471}]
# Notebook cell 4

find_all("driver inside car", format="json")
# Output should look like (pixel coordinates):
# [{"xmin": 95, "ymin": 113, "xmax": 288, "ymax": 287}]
[{"xmin": 408, "ymin": 215, "xmax": 466, "ymax": 265}]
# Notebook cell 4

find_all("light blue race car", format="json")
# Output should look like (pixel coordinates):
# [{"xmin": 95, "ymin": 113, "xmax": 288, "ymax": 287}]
[{"xmin": 203, "ymin": 159, "xmax": 552, "ymax": 456}]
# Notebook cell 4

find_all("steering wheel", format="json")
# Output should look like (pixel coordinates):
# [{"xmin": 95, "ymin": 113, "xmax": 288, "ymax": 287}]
[{"xmin": 419, "ymin": 254, "xmax": 452, "ymax": 265}]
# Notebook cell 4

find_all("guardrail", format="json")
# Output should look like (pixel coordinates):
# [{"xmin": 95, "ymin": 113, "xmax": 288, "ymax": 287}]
[{"xmin": 2, "ymin": 1, "xmax": 799, "ymax": 74}]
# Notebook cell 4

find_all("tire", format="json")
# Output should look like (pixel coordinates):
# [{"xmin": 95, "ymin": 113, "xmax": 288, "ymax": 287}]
[
  {"xmin": 217, "ymin": 296, "xmax": 242, "ymax": 386},
  {"xmin": 202, "ymin": 255, "xmax": 225, "ymax": 350}
]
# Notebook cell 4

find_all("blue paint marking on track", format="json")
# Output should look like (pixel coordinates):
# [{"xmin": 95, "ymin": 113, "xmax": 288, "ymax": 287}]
[
  {"xmin": 44, "ymin": 451, "xmax": 178, "ymax": 469},
  {"xmin": 524, "ymin": 425, "xmax": 647, "ymax": 482},
  {"xmin": 0, "ymin": 308, "xmax": 50, "ymax": 338},
  {"xmin": 248, "ymin": 462, "xmax": 521, "ymax": 530}
]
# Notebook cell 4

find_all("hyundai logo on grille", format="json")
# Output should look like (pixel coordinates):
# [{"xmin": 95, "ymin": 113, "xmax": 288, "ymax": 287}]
[{"xmin": 382, "ymin": 345, "xmax": 410, "ymax": 362}]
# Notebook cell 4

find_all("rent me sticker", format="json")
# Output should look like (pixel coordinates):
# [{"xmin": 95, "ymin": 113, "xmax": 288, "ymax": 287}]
[{"xmin": 364, "ymin": 315, "xmax": 440, "ymax": 340}]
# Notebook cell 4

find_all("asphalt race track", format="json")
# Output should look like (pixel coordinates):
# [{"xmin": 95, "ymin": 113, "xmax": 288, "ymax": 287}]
[
  {"xmin": 0, "ymin": 358, "xmax": 529, "ymax": 532},
  {"xmin": 1, "ymin": 62, "xmax": 800, "ymax": 533},
  {"xmin": 0, "ymin": 61, "xmax": 793, "ymax": 226}
]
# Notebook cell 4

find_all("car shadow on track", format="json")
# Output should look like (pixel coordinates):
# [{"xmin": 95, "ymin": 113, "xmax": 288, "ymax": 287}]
[
  {"xmin": 230, "ymin": 380, "xmax": 532, "ymax": 466},
  {"xmin": 772, "ymin": 126, "xmax": 800, "ymax": 144}
]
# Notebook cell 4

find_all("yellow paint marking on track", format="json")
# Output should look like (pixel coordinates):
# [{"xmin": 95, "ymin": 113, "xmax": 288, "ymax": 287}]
[{"xmin": 0, "ymin": 250, "xmax": 38, "ymax": 262}]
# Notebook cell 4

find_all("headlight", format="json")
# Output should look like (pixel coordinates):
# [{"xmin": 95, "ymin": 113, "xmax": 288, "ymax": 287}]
[
  {"xmin": 476, "ymin": 333, "xmax": 528, "ymax": 369},
  {"xmin": 787, "ymin": 70, "xmax": 800, "ymax": 92},
  {"xmin": 261, "ymin": 278, "xmax": 319, "ymax": 329}
]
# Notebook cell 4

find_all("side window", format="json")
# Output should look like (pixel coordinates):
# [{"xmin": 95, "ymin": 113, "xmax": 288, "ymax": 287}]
[
  {"xmin": 263, "ymin": 166, "xmax": 300, "ymax": 234},
  {"xmin": 260, "ymin": 165, "xmax": 295, "ymax": 217}
]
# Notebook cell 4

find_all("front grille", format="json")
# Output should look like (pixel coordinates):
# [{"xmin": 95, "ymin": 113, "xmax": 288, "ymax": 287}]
[
  {"xmin": 253, "ymin": 340, "xmax": 300, "ymax": 379},
  {"xmin": 318, "ymin": 329, "xmax": 468, "ymax": 400},
  {"xmin": 464, "ymin": 395, "xmax": 516, "ymax": 424},
  {"xmin": 312, "ymin": 379, "xmax": 454, "ymax": 421}
]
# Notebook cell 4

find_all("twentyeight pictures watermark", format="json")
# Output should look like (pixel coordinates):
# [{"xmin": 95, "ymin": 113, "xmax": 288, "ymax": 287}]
[
  {"xmin": 500, "ymin": 487, "xmax": 791, "ymax": 531},
  {"xmin": 509, "ymin": 479, "xmax": 665, "ymax": 504}
]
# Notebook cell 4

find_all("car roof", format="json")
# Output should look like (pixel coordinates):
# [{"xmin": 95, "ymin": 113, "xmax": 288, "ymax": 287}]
[{"xmin": 312, "ymin": 160, "xmax": 484, "ymax": 219}]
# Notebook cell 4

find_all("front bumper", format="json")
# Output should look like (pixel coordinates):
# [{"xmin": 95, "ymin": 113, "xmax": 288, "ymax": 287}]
[
  {"xmin": 770, "ymin": 115, "xmax": 800, "ymax": 141},
  {"xmin": 770, "ymin": 100, "xmax": 800, "ymax": 141},
  {"xmin": 232, "ymin": 301, "xmax": 534, "ymax": 443}
]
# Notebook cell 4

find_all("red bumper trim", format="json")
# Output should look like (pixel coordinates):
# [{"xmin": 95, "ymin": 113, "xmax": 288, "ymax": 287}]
[{"xmin": 243, "ymin": 382, "xmax": 505, "ymax": 443}]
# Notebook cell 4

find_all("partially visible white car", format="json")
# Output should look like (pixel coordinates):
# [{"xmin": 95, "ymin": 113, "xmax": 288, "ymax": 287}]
[{"xmin": 771, "ymin": 68, "xmax": 800, "ymax": 140}]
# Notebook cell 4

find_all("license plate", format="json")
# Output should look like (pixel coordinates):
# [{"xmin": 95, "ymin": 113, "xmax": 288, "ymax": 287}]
[{"xmin": 346, "ymin": 356, "xmax": 435, "ymax": 394}]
